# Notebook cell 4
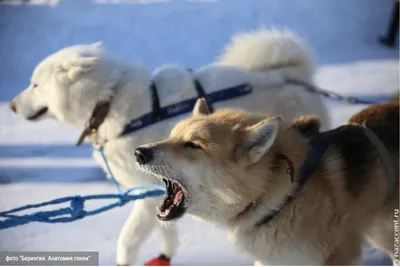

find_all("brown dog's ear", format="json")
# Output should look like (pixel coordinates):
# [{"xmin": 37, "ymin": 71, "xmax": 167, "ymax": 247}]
[
  {"xmin": 192, "ymin": 98, "xmax": 210, "ymax": 116},
  {"xmin": 291, "ymin": 115, "xmax": 321, "ymax": 138},
  {"xmin": 245, "ymin": 117, "xmax": 281, "ymax": 164}
]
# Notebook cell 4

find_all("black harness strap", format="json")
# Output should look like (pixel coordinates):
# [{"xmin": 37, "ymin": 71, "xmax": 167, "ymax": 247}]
[
  {"xmin": 194, "ymin": 79, "xmax": 214, "ymax": 113},
  {"xmin": 150, "ymin": 82, "xmax": 162, "ymax": 120},
  {"xmin": 150, "ymin": 79, "xmax": 214, "ymax": 121}
]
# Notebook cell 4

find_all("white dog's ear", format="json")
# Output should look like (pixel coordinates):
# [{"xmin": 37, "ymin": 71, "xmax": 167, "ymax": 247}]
[
  {"xmin": 60, "ymin": 56, "xmax": 99, "ymax": 82},
  {"xmin": 245, "ymin": 117, "xmax": 281, "ymax": 164},
  {"xmin": 192, "ymin": 98, "xmax": 210, "ymax": 116}
]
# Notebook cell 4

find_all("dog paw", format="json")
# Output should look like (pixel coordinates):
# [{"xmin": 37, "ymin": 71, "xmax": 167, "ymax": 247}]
[
  {"xmin": 254, "ymin": 260, "xmax": 263, "ymax": 266},
  {"xmin": 144, "ymin": 256, "xmax": 171, "ymax": 266}
]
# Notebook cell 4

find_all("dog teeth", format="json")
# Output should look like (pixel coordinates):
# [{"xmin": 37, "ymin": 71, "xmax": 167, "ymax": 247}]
[
  {"xmin": 156, "ymin": 206, "xmax": 170, "ymax": 217},
  {"xmin": 161, "ymin": 209, "xmax": 170, "ymax": 217}
]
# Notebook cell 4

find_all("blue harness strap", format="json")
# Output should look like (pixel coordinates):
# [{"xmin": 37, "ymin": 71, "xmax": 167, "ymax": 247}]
[
  {"xmin": 255, "ymin": 128, "xmax": 338, "ymax": 227},
  {"xmin": 255, "ymin": 123, "xmax": 396, "ymax": 227},
  {"xmin": 119, "ymin": 83, "xmax": 252, "ymax": 137},
  {"xmin": 120, "ymin": 76, "xmax": 391, "ymax": 138},
  {"xmin": 296, "ymin": 129, "xmax": 338, "ymax": 186}
]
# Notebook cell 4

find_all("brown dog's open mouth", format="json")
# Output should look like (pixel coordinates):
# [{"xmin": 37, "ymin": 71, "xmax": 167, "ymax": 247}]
[
  {"xmin": 27, "ymin": 107, "xmax": 48, "ymax": 121},
  {"xmin": 157, "ymin": 178, "xmax": 186, "ymax": 221}
]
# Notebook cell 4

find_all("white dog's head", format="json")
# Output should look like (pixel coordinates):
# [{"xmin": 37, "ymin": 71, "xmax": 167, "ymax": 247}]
[
  {"xmin": 134, "ymin": 99, "xmax": 290, "ymax": 224},
  {"xmin": 10, "ymin": 42, "xmax": 124, "ymax": 129}
]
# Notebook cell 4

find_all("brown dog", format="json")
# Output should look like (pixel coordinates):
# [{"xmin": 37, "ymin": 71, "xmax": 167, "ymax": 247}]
[{"xmin": 136, "ymin": 98, "xmax": 399, "ymax": 265}]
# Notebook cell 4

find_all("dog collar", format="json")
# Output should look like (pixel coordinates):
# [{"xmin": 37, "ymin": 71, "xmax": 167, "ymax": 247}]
[
  {"xmin": 76, "ymin": 101, "xmax": 112, "ymax": 146},
  {"xmin": 253, "ymin": 128, "xmax": 338, "ymax": 227},
  {"xmin": 233, "ymin": 153, "xmax": 296, "ymax": 222},
  {"xmin": 75, "ymin": 79, "xmax": 122, "ymax": 147}
]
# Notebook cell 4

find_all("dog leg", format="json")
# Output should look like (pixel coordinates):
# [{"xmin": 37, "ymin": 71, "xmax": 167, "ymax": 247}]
[
  {"xmin": 366, "ymin": 210, "xmax": 397, "ymax": 262},
  {"xmin": 156, "ymin": 221, "xmax": 180, "ymax": 262},
  {"xmin": 141, "ymin": 223, "xmax": 179, "ymax": 266},
  {"xmin": 116, "ymin": 199, "xmax": 158, "ymax": 266},
  {"xmin": 324, "ymin": 233, "xmax": 363, "ymax": 265},
  {"xmin": 253, "ymin": 260, "xmax": 263, "ymax": 266}
]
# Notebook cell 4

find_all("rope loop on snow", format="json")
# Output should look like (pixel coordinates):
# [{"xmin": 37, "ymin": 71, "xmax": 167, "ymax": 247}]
[{"xmin": 0, "ymin": 145, "xmax": 165, "ymax": 230}]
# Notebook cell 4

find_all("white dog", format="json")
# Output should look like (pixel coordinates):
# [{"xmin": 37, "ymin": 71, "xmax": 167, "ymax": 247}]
[{"xmin": 10, "ymin": 29, "xmax": 329, "ymax": 265}]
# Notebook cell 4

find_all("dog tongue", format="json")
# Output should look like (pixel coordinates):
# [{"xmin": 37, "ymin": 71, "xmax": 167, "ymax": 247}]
[{"xmin": 173, "ymin": 190, "xmax": 183, "ymax": 205}]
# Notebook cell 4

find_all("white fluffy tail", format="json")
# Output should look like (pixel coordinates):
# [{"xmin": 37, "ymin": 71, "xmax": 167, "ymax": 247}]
[{"xmin": 216, "ymin": 29, "xmax": 315, "ymax": 82}]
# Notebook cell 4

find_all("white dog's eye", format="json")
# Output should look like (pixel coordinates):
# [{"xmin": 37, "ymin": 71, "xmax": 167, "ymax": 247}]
[
  {"xmin": 184, "ymin": 141, "xmax": 202, "ymax": 149},
  {"xmin": 32, "ymin": 83, "xmax": 38, "ymax": 88}
]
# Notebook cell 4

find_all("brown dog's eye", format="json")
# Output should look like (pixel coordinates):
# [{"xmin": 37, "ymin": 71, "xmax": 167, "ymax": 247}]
[{"xmin": 184, "ymin": 141, "xmax": 201, "ymax": 149}]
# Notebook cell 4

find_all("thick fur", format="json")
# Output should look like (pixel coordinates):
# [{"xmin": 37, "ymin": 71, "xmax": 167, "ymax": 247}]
[
  {"xmin": 10, "ymin": 29, "xmax": 329, "ymax": 265},
  {"xmin": 348, "ymin": 100, "xmax": 399, "ymax": 262},
  {"xmin": 137, "ymin": 99, "xmax": 399, "ymax": 265},
  {"xmin": 217, "ymin": 29, "xmax": 314, "ymax": 81}
]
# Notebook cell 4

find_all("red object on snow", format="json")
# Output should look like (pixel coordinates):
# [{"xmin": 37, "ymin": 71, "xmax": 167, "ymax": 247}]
[{"xmin": 144, "ymin": 256, "xmax": 171, "ymax": 266}]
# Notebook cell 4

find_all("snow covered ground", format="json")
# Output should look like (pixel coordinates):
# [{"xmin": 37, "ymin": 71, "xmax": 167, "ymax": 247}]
[{"xmin": 0, "ymin": 0, "xmax": 398, "ymax": 265}]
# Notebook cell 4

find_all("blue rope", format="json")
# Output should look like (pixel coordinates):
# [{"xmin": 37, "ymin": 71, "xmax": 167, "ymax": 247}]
[
  {"xmin": 96, "ymin": 146, "xmax": 122, "ymax": 194},
  {"xmin": 0, "ymin": 146, "xmax": 165, "ymax": 230}
]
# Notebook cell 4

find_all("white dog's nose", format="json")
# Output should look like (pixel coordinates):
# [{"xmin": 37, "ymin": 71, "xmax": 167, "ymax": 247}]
[{"xmin": 9, "ymin": 100, "xmax": 16, "ymax": 113}]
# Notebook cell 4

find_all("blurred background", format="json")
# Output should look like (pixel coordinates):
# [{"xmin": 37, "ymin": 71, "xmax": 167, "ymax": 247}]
[{"xmin": 0, "ymin": 0, "xmax": 398, "ymax": 265}]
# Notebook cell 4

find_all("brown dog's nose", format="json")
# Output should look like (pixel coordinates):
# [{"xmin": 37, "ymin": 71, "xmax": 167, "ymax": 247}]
[
  {"xmin": 9, "ymin": 100, "xmax": 17, "ymax": 113},
  {"xmin": 134, "ymin": 147, "xmax": 153, "ymax": 165}
]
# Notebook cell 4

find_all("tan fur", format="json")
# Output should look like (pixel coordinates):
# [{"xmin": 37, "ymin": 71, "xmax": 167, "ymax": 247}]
[{"xmin": 137, "ymin": 100, "xmax": 399, "ymax": 265}]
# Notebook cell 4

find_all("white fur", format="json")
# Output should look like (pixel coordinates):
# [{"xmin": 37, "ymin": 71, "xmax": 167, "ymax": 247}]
[
  {"xmin": 11, "ymin": 29, "xmax": 329, "ymax": 265},
  {"xmin": 217, "ymin": 28, "xmax": 315, "ymax": 81}
]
